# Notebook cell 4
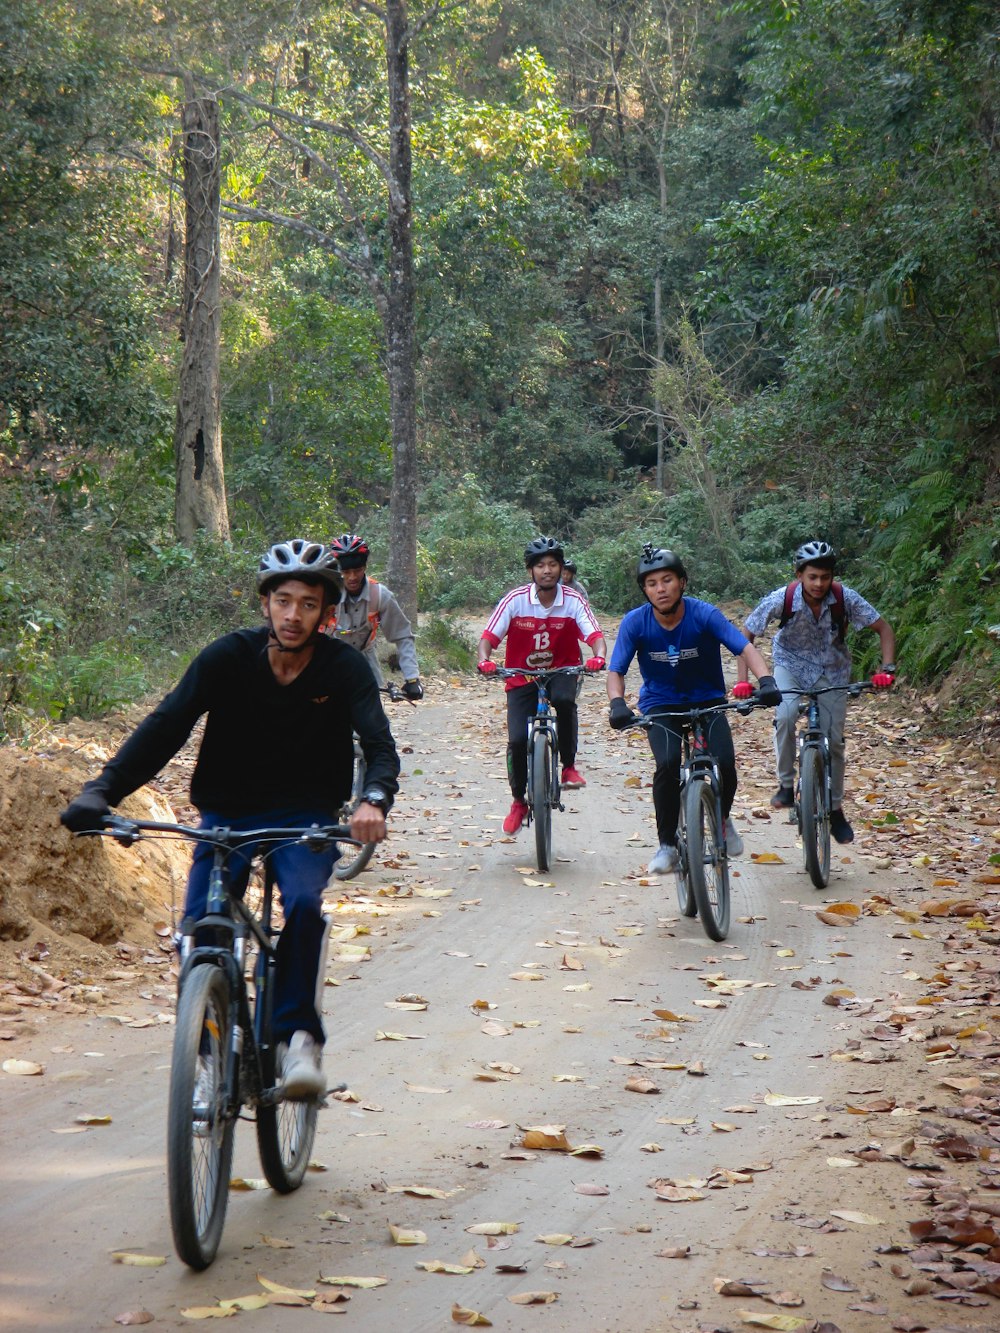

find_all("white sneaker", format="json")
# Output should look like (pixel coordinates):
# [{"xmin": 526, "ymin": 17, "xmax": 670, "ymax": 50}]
[
  {"xmin": 192, "ymin": 1056, "xmax": 214, "ymax": 1137},
  {"xmin": 648, "ymin": 844, "xmax": 679, "ymax": 875},
  {"xmin": 280, "ymin": 1030, "xmax": 325, "ymax": 1100},
  {"xmin": 724, "ymin": 819, "xmax": 744, "ymax": 858}
]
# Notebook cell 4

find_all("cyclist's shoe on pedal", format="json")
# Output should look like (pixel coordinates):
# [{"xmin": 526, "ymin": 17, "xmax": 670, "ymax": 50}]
[
  {"xmin": 502, "ymin": 800, "xmax": 529, "ymax": 834},
  {"xmin": 280, "ymin": 1031, "xmax": 325, "ymax": 1100},
  {"xmin": 724, "ymin": 819, "xmax": 744, "ymax": 858},
  {"xmin": 561, "ymin": 766, "xmax": 586, "ymax": 789},
  {"xmin": 830, "ymin": 808, "xmax": 854, "ymax": 844},
  {"xmin": 648, "ymin": 843, "xmax": 679, "ymax": 875},
  {"xmin": 770, "ymin": 785, "xmax": 794, "ymax": 809},
  {"xmin": 192, "ymin": 1056, "xmax": 214, "ymax": 1137}
]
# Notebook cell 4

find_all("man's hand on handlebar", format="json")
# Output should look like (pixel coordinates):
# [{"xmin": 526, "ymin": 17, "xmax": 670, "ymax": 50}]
[
  {"xmin": 871, "ymin": 666, "xmax": 896, "ymax": 689},
  {"xmin": 60, "ymin": 789, "xmax": 111, "ymax": 833},
  {"xmin": 608, "ymin": 697, "xmax": 638, "ymax": 730},
  {"xmin": 732, "ymin": 681, "xmax": 754, "ymax": 701},
  {"xmin": 477, "ymin": 659, "xmax": 498, "ymax": 675},
  {"xmin": 584, "ymin": 656, "xmax": 606, "ymax": 672},
  {"xmin": 755, "ymin": 675, "xmax": 782, "ymax": 707},
  {"xmin": 351, "ymin": 802, "xmax": 387, "ymax": 844},
  {"xmin": 402, "ymin": 678, "xmax": 424, "ymax": 701}
]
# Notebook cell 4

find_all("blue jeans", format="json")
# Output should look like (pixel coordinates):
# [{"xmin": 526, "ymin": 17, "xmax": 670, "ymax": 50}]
[{"xmin": 184, "ymin": 809, "xmax": 337, "ymax": 1046}]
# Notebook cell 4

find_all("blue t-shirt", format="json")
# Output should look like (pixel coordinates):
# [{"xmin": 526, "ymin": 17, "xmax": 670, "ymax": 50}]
[{"xmin": 609, "ymin": 598, "xmax": 748, "ymax": 711}]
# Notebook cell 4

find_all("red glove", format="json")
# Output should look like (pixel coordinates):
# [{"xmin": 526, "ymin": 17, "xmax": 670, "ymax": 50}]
[
  {"xmin": 584, "ymin": 656, "xmax": 606, "ymax": 672},
  {"xmin": 477, "ymin": 660, "xmax": 498, "ymax": 675},
  {"xmin": 732, "ymin": 681, "xmax": 754, "ymax": 700},
  {"xmin": 872, "ymin": 670, "xmax": 895, "ymax": 689}
]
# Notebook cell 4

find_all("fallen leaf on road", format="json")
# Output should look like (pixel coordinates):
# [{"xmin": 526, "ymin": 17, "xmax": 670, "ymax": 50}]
[
  {"xmin": 737, "ymin": 1313, "xmax": 809, "ymax": 1330},
  {"xmin": 257, "ymin": 1276, "xmax": 317, "ymax": 1297},
  {"xmin": 522, "ymin": 1125, "xmax": 571, "ymax": 1151},
  {"xmin": 465, "ymin": 1222, "xmax": 520, "ymax": 1235},
  {"xmin": 764, "ymin": 1093, "xmax": 822, "ymax": 1107},
  {"xmin": 416, "ymin": 1260, "xmax": 474, "ymax": 1274},
  {"xmin": 625, "ymin": 1075, "xmax": 660, "ymax": 1094},
  {"xmin": 451, "ymin": 1303, "xmax": 492, "ymax": 1326},
  {"xmin": 179, "ymin": 1307, "xmax": 236, "ymax": 1319},
  {"xmin": 830, "ymin": 1209, "xmax": 883, "ymax": 1225},
  {"xmin": 573, "ymin": 1182, "xmax": 609, "ymax": 1196},
  {"xmin": 508, "ymin": 1291, "xmax": 558, "ymax": 1305},
  {"xmin": 114, "ymin": 1313, "xmax": 154, "ymax": 1326},
  {"xmin": 111, "ymin": 1252, "xmax": 166, "ymax": 1267},
  {"xmin": 388, "ymin": 1226, "xmax": 427, "ymax": 1245},
  {"xmin": 316, "ymin": 1275, "xmax": 388, "ymax": 1289},
  {"xmin": 820, "ymin": 1271, "xmax": 858, "ymax": 1292},
  {"xmin": 2, "ymin": 1058, "xmax": 43, "ymax": 1076}
]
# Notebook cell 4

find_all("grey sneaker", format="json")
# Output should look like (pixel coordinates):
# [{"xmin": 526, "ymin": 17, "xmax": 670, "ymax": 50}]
[
  {"xmin": 280, "ymin": 1030, "xmax": 325, "ymax": 1100},
  {"xmin": 648, "ymin": 843, "xmax": 680, "ymax": 875},
  {"xmin": 724, "ymin": 819, "xmax": 744, "ymax": 858}
]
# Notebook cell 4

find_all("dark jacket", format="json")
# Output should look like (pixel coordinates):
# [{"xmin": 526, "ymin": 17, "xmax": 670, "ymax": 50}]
[{"xmin": 86, "ymin": 628, "xmax": 399, "ymax": 817}]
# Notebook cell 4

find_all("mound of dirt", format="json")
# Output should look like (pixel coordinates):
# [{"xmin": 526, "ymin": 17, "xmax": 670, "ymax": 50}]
[{"xmin": 0, "ymin": 741, "xmax": 189, "ymax": 983}]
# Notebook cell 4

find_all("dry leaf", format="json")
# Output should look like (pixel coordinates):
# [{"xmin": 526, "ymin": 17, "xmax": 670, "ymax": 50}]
[
  {"xmin": 829, "ymin": 1209, "xmax": 883, "ymax": 1224},
  {"xmin": 111, "ymin": 1252, "xmax": 167, "ymax": 1267},
  {"xmin": 257, "ymin": 1276, "xmax": 317, "ymax": 1298},
  {"xmin": 465, "ymin": 1222, "xmax": 520, "ymax": 1236},
  {"xmin": 388, "ymin": 1225, "xmax": 427, "ymax": 1245},
  {"xmin": 737, "ymin": 1313, "xmax": 809, "ymax": 1330},
  {"xmin": 508, "ymin": 1291, "xmax": 558, "ymax": 1305},
  {"xmin": 179, "ymin": 1307, "xmax": 236, "ymax": 1319},
  {"xmin": 2, "ymin": 1058, "xmax": 43, "ymax": 1076},
  {"xmin": 417, "ymin": 1260, "xmax": 475, "ymax": 1274},
  {"xmin": 522, "ymin": 1126, "xmax": 571, "ymax": 1151},
  {"xmin": 763, "ymin": 1093, "xmax": 822, "ymax": 1107},
  {"xmin": 625, "ymin": 1075, "xmax": 660, "ymax": 1094},
  {"xmin": 451, "ymin": 1304, "xmax": 492, "ymax": 1326},
  {"xmin": 114, "ymin": 1314, "xmax": 154, "ymax": 1326},
  {"xmin": 315, "ymin": 1276, "xmax": 388, "ymax": 1289}
]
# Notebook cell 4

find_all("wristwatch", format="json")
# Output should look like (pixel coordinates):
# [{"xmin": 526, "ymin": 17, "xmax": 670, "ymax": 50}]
[{"xmin": 361, "ymin": 788, "xmax": 389, "ymax": 813}]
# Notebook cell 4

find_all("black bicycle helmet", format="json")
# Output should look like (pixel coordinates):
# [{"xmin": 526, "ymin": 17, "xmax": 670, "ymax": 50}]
[
  {"xmin": 564, "ymin": 559, "xmax": 578, "ymax": 575},
  {"xmin": 257, "ymin": 539, "xmax": 343, "ymax": 596},
  {"xmin": 636, "ymin": 542, "xmax": 687, "ymax": 587},
  {"xmin": 524, "ymin": 535, "xmax": 565, "ymax": 568},
  {"xmin": 330, "ymin": 533, "xmax": 371, "ymax": 570},
  {"xmin": 794, "ymin": 540, "xmax": 837, "ymax": 571}
]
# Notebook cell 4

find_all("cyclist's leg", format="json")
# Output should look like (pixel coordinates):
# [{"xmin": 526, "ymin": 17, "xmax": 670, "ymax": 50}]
[
  {"xmin": 706, "ymin": 712, "xmax": 737, "ymax": 820},
  {"xmin": 269, "ymin": 812, "xmax": 338, "ymax": 1046},
  {"xmin": 646, "ymin": 714, "xmax": 683, "ymax": 845},
  {"xmin": 505, "ymin": 684, "xmax": 536, "ymax": 799},
  {"xmin": 182, "ymin": 811, "xmax": 254, "ymax": 928},
  {"xmin": 772, "ymin": 665, "xmax": 802, "ymax": 791},
  {"xmin": 550, "ymin": 676, "xmax": 579, "ymax": 767},
  {"xmin": 816, "ymin": 682, "xmax": 848, "ymax": 808}
]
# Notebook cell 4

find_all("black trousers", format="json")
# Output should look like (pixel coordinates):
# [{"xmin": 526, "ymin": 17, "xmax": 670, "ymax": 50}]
[
  {"xmin": 646, "ymin": 704, "xmax": 736, "ymax": 845},
  {"xmin": 505, "ymin": 678, "xmax": 579, "ymax": 799}
]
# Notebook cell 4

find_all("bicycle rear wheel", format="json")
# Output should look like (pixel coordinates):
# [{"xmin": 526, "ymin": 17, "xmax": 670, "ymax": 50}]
[
  {"xmin": 530, "ymin": 731, "xmax": 553, "ymax": 873},
  {"xmin": 684, "ymin": 780, "xmax": 730, "ymax": 942},
  {"xmin": 334, "ymin": 742, "xmax": 376, "ymax": 880},
  {"xmin": 256, "ymin": 1042, "xmax": 319, "ymax": 1193},
  {"xmin": 800, "ymin": 745, "xmax": 831, "ymax": 889},
  {"xmin": 168, "ymin": 964, "xmax": 236, "ymax": 1270}
]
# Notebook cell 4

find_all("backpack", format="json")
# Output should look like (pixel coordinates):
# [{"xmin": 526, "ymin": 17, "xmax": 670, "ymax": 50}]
[{"xmin": 778, "ymin": 580, "xmax": 847, "ymax": 643}]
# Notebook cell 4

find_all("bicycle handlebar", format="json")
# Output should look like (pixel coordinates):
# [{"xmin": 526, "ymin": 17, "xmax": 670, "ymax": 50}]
[
  {"xmin": 488, "ymin": 663, "xmax": 602, "ymax": 680},
  {"xmin": 781, "ymin": 681, "xmax": 874, "ymax": 701},
  {"xmin": 82, "ymin": 815, "xmax": 362, "ymax": 851},
  {"xmin": 625, "ymin": 696, "xmax": 768, "ymax": 730}
]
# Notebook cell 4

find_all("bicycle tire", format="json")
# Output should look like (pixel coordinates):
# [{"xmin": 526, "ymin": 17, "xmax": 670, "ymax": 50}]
[
  {"xmin": 684, "ymin": 779, "xmax": 730, "ymax": 942},
  {"xmin": 256, "ymin": 1041, "xmax": 319, "ymax": 1194},
  {"xmin": 334, "ymin": 742, "xmax": 376, "ymax": 880},
  {"xmin": 168, "ymin": 964, "xmax": 236, "ymax": 1270},
  {"xmin": 530, "ymin": 731, "xmax": 553, "ymax": 873},
  {"xmin": 800, "ymin": 745, "xmax": 831, "ymax": 889}
]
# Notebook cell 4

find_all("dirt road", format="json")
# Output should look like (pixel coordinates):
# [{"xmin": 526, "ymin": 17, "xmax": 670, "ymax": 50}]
[{"xmin": 2, "ymin": 674, "xmax": 999, "ymax": 1332}]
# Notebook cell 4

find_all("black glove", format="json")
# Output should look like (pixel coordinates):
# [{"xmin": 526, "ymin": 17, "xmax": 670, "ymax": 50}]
[
  {"xmin": 60, "ymin": 788, "xmax": 111, "ymax": 833},
  {"xmin": 402, "ymin": 678, "xmax": 424, "ymax": 701},
  {"xmin": 609, "ymin": 697, "xmax": 638, "ymax": 730},
  {"xmin": 756, "ymin": 675, "xmax": 782, "ymax": 707}
]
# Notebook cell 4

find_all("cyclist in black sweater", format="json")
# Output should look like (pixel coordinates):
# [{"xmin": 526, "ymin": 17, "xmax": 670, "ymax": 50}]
[{"xmin": 61, "ymin": 540, "xmax": 400, "ymax": 1098}]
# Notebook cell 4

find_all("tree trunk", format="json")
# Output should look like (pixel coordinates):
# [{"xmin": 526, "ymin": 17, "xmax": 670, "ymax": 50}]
[
  {"xmin": 173, "ymin": 84, "xmax": 229, "ymax": 544},
  {"xmin": 383, "ymin": 0, "xmax": 418, "ymax": 623}
]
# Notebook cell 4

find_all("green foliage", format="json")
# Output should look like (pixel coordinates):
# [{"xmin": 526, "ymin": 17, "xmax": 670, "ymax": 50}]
[
  {"xmin": 416, "ymin": 615, "xmax": 477, "ymax": 673},
  {"xmin": 417, "ymin": 475, "xmax": 534, "ymax": 610}
]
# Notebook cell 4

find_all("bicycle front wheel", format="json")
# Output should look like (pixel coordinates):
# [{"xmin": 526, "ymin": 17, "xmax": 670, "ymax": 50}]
[
  {"xmin": 168, "ymin": 964, "xmax": 236, "ymax": 1270},
  {"xmin": 530, "ymin": 731, "xmax": 553, "ymax": 873},
  {"xmin": 684, "ymin": 780, "xmax": 730, "ymax": 942},
  {"xmin": 334, "ymin": 742, "xmax": 376, "ymax": 880},
  {"xmin": 256, "ymin": 1043, "xmax": 319, "ymax": 1194},
  {"xmin": 800, "ymin": 745, "xmax": 831, "ymax": 889}
]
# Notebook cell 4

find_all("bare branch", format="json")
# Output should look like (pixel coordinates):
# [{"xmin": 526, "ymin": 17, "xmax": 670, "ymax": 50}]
[
  {"xmin": 405, "ymin": 0, "xmax": 469, "ymax": 46},
  {"xmin": 222, "ymin": 87, "xmax": 403, "ymax": 211},
  {"xmin": 221, "ymin": 199, "xmax": 388, "ymax": 314}
]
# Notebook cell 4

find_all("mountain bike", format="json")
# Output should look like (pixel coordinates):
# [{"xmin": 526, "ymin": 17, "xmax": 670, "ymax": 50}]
[
  {"xmin": 785, "ymin": 681, "xmax": 873, "ymax": 889},
  {"xmin": 81, "ymin": 815, "xmax": 361, "ymax": 1270},
  {"xmin": 334, "ymin": 681, "xmax": 413, "ymax": 881},
  {"xmin": 491, "ymin": 664, "xmax": 597, "ymax": 873},
  {"xmin": 625, "ymin": 698, "xmax": 764, "ymax": 942}
]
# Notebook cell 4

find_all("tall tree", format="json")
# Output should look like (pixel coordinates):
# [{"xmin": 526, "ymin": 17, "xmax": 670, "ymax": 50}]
[{"xmin": 173, "ymin": 83, "xmax": 229, "ymax": 540}]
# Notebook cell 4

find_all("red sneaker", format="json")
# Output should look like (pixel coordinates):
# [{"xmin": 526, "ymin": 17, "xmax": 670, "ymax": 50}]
[
  {"xmin": 502, "ymin": 800, "xmax": 529, "ymax": 834},
  {"xmin": 561, "ymin": 766, "xmax": 586, "ymax": 789}
]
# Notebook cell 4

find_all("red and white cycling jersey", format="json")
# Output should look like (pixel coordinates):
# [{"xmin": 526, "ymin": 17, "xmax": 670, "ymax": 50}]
[{"xmin": 482, "ymin": 583, "xmax": 603, "ymax": 690}]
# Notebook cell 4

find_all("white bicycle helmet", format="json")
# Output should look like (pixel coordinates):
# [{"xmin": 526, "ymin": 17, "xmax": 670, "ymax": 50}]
[
  {"xmin": 794, "ymin": 540, "xmax": 837, "ymax": 571},
  {"xmin": 257, "ymin": 539, "xmax": 343, "ymax": 595}
]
